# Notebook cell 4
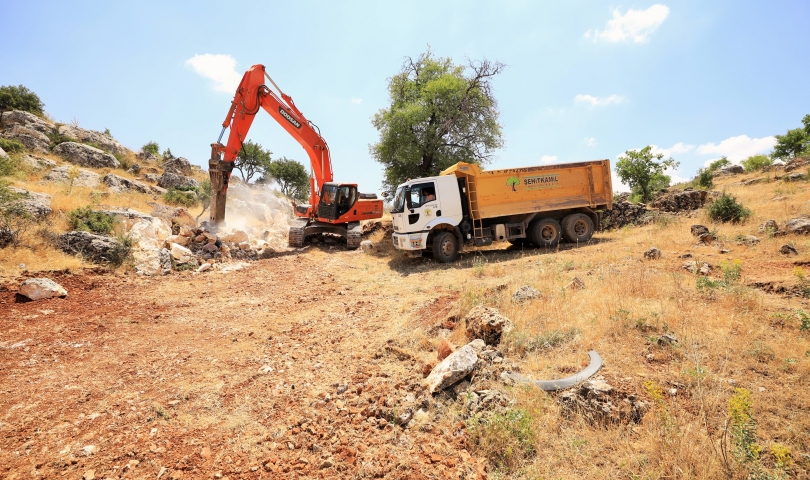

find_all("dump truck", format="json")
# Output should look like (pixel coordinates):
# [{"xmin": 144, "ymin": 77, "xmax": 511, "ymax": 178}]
[{"xmin": 390, "ymin": 160, "xmax": 613, "ymax": 262}]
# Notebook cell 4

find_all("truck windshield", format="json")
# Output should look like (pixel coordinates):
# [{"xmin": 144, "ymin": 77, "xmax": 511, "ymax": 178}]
[{"xmin": 391, "ymin": 186, "xmax": 406, "ymax": 213}]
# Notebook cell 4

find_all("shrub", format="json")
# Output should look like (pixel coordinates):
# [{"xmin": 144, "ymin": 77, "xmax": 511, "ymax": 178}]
[
  {"xmin": 708, "ymin": 192, "xmax": 751, "ymax": 223},
  {"xmin": 114, "ymin": 152, "xmax": 135, "ymax": 170},
  {"xmin": 466, "ymin": 408, "xmax": 536, "ymax": 474},
  {"xmin": 0, "ymin": 152, "xmax": 20, "ymax": 177},
  {"xmin": 0, "ymin": 84, "xmax": 45, "ymax": 115},
  {"xmin": 163, "ymin": 188, "xmax": 198, "ymax": 207},
  {"xmin": 0, "ymin": 138, "xmax": 25, "ymax": 155},
  {"xmin": 695, "ymin": 168, "xmax": 713, "ymax": 189},
  {"xmin": 45, "ymin": 129, "xmax": 76, "ymax": 148},
  {"xmin": 142, "ymin": 141, "xmax": 159, "ymax": 156},
  {"xmin": 741, "ymin": 154, "xmax": 773, "ymax": 172},
  {"xmin": 162, "ymin": 148, "xmax": 174, "ymax": 159},
  {"xmin": 68, "ymin": 206, "xmax": 115, "ymax": 235},
  {"xmin": 108, "ymin": 234, "xmax": 134, "ymax": 267},
  {"xmin": 0, "ymin": 183, "xmax": 33, "ymax": 248}
]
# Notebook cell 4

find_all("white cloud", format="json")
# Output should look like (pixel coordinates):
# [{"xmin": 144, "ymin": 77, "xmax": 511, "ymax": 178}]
[
  {"xmin": 585, "ymin": 4, "xmax": 670, "ymax": 43},
  {"xmin": 584, "ymin": 137, "xmax": 597, "ymax": 147},
  {"xmin": 574, "ymin": 94, "xmax": 625, "ymax": 106},
  {"xmin": 540, "ymin": 155, "xmax": 558, "ymax": 164},
  {"xmin": 185, "ymin": 54, "xmax": 242, "ymax": 93},
  {"xmin": 697, "ymin": 135, "xmax": 776, "ymax": 163},
  {"xmin": 350, "ymin": 97, "xmax": 363, "ymax": 104},
  {"xmin": 650, "ymin": 142, "xmax": 694, "ymax": 157}
]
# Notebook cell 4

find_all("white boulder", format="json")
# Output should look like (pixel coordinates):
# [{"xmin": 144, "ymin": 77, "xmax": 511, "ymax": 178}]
[{"xmin": 19, "ymin": 278, "xmax": 68, "ymax": 300}]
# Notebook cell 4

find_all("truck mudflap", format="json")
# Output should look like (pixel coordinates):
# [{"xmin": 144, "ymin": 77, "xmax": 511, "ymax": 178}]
[{"xmin": 500, "ymin": 350, "xmax": 603, "ymax": 391}]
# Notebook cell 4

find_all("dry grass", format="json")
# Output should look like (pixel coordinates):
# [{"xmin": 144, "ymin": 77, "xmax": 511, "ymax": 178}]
[{"xmin": 352, "ymin": 172, "xmax": 810, "ymax": 478}]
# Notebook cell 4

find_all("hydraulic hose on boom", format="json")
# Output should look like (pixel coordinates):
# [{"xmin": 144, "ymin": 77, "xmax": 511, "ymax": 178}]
[{"xmin": 208, "ymin": 64, "xmax": 383, "ymax": 248}]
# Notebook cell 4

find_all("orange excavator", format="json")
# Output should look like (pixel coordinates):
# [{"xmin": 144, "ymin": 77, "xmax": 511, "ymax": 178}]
[{"xmin": 208, "ymin": 64, "xmax": 383, "ymax": 248}]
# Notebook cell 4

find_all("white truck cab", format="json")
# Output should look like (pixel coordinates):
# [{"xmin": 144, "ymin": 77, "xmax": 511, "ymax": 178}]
[{"xmin": 391, "ymin": 175, "xmax": 464, "ymax": 259}]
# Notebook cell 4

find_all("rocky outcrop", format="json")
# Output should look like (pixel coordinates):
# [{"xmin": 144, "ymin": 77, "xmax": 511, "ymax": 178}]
[
  {"xmin": 157, "ymin": 171, "xmax": 198, "ymax": 189},
  {"xmin": 19, "ymin": 278, "xmax": 68, "ymax": 301},
  {"xmin": 512, "ymin": 285, "xmax": 539, "ymax": 303},
  {"xmin": 713, "ymin": 164, "xmax": 744, "ymax": 177},
  {"xmin": 19, "ymin": 154, "xmax": 56, "ymax": 170},
  {"xmin": 102, "ymin": 174, "xmax": 151, "ymax": 194},
  {"xmin": 56, "ymin": 125, "xmax": 127, "ymax": 155},
  {"xmin": 785, "ymin": 218, "xmax": 810, "ymax": 235},
  {"xmin": 1, "ymin": 124, "xmax": 50, "ymax": 153},
  {"xmin": 43, "ymin": 165, "xmax": 101, "ymax": 187},
  {"xmin": 53, "ymin": 142, "xmax": 120, "ymax": 169},
  {"xmin": 465, "ymin": 306, "xmax": 513, "ymax": 346},
  {"xmin": 57, "ymin": 231, "xmax": 126, "ymax": 264},
  {"xmin": 644, "ymin": 247, "xmax": 661, "ymax": 260},
  {"xmin": 0, "ymin": 110, "xmax": 54, "ymax": 134},
  {"xmin": 8, "ymin": 187, "xmax": 52, "ymax": 218},
  {"xmin": 161, "ymin": 157, "xmax": 192, "ymax": 176},
  {"xmin": 649, "ymin": 189, "xmax": 709, "ymax": 212}
]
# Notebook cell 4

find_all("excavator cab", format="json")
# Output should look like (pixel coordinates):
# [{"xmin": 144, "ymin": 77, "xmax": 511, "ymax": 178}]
[{"xmin": 317, "ymin": 182, "xmax": 358, "ymax": 221}]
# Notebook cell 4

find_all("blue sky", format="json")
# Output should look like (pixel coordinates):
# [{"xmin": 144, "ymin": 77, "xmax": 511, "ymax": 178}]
[{"xmin": 2, "ymin": 1, "xmax": 809, "ymax": 193}]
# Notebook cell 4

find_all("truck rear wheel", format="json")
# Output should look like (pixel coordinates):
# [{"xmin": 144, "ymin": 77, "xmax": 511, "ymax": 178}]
[
  {"xmin": 529, "ymin": 218, "xmax": 561, "ymax": 248},
  {"xmin": 562, "ymin": 213, "xmax": 594, "ymax": 243},
  {"xmin": 432, "ymin": 231, "xmax": 459, "ymax": 263}
]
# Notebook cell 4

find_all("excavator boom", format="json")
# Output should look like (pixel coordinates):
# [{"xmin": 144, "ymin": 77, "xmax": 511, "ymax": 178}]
[{"xmin": 208, "ymin": 64, "xmax": 382, "ymax": 248}]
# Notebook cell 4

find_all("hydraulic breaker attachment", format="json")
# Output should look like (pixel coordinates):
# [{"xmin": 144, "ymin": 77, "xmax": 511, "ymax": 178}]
[{"xmin": 208, "ymin": 143, "xmax": 234, "ymax": 226}]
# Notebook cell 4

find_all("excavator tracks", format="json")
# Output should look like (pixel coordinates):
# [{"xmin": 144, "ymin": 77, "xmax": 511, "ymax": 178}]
[{"xmin": 287, "ymin": 220, "xmax": 362, "ymax": 249}]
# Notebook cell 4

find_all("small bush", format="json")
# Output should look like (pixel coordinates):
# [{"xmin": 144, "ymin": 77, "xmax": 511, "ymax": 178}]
[
  {"xmin": 708, "ymin": 192, "xmax": 751, "ymax": 223},
  {"xmin": 695, "ymin": 168, "xmax": 713, "ymax": 189},
  {"xmin": 68, "ymin": 206, "xmax": 115, "ymax": 235},
  {"xmin": 741, "ymin": 154, "xmax": 772, "ymax": 172},
  {"xmin": 107, "ymin": 234, "xmax": 133, "ymax": 267},
  {"xmin": 0, "ymin": 152, "xmax": 20, "ymax": 177},
  {"xmin": 45, "ymin": 129, "xmax": 76, "ymax": 148},
  {"xmin": 163, "ymin": 188, "xmax": 198, "ymax": 207},
  {"xmin": 142, "ymin": 141, "xmax": 159, "ymax": 156},
  {"xmin": 0, "ymin": 84, "xmax": 45, "ymax": 115},
  {"xmin": 707, "ymin": 156, "xmax": 731, "ymax": 172},
  {"xmin": 0, "ymin": 138, "xmax": 25, "ymax": 155},
  {"xmin": 466, "ymin": 408, "xmax": 536, "ymax": 474},
  {"xmin": 114, "ymin": 152, "xmax": 135, "ymax": 170}
]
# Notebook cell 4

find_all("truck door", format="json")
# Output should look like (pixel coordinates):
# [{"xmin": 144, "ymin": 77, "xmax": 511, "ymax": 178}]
[{"xmin": 406, "ymin": 181, "xmax": 439, "ymax": 229}]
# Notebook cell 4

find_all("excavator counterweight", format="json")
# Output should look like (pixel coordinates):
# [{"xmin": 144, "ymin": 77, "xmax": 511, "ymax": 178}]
[{"xmin": 208, "ymin": 64, "xmax": 383, "ymax": 248}]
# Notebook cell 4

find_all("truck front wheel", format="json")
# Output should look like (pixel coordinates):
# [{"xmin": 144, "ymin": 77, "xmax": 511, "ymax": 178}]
[
  {"xmin": 529, "ymin": 218, "xmax": 562, "ymax": 248},
  {"xmin": 432, "ymin": 231, "xmax": 459, "ymax": 263},
  {"xmin": 562, "ymin": 213, "xmax": 594, "ymax": 243}
]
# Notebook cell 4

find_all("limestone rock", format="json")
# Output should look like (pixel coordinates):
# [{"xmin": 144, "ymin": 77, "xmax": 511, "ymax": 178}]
[
  {"xmin": 150, "ymin": 185, "xmax": 167, "ymax": 195},
  {"xmin": 566, "ymin": 277, "xmax": 586, "ymax": 290},
  {"xmin": 360, "ymin": 240, "xmax": 374, "ymax": 251},
  {"xmin": 171, "ymin": 208, "xmax": 196, "ymax": 229},
  {"xmin": 425, "ymin": 344, "xmax": 479, "ymax": 393},
  {"xmin": 102, "ymin": 173, "xmax": 151, "ymax": 194},
  {"xmin": 161, "ymin": 157, "xmax": 192, "ymax": 176},
  {"xmin": 0, "ymin": 146, "xmax": 6, "ymax": 158},
  {"xmin": 0, "ymin": 110, "xmax": 54, "ymax": 134},
  {"xmin": 739, "ymin": 235, "xmax": 760, "ymax": 245},
  {"xmin": 19, "ymin": 154, "xmax": 56, "ymax": 170},
  {"xmin": 57, "ymin": 231, "xmax": 125, "ymax": 263},
  {"xmin": 464, "ymin": 306, "xmax": 513, "ymax": 346},
  {"xmin": 602, "ymin": 201, "xmax": 648, "ymax": 229},
  {"xmin": 713, "ymin": 164, "xmax": 744, "ymax": 177},
  {"xmin": 691, "ymin": 225, "xmax": 709, "ymax": 237},
  {"xmin": 157, "ymin": 171, "xmax": 198, "ymax": 189},
  {"xmin": 683, "ymin": 260, "xmax": 712, "ymax": 275},
  {"xmin": 165, "ymin": 234, "xmax": 190, "ymax": 247},
  {"xmin": 785, "ymin": 218, "xmax": 810, "ymax": 235},
  {"xmin": 170, "ymin": 243, "xmax": 195, "ymax": 263},
  {"xmin": 56, "ymin": 125, "xmax": 127, "ymax": 155},
  {"xmin": 759, "ymin": 220, "xmax": 779, "ymax": 233},
  {"xmin": 512, "ymin": 285, "xmax": 539, "ymax": 303},
  {"xmin": 222, "ymin": 229, "xmax": 249, "ymax": 243},
  {"xmin": 8, "ymin": 187, "xmax": 51, "ymax": 217},
  {"xmin": 53, "ymin": 142, "xmax": 120, "ymax": 168},
  {"xmin": 1, "ymin": 124, "xmax": 50, "ymax": 153},
  {"xmin": 649, "ymin": 189, "xmax": 709, "ymax": 213},
  {"xmin": 19, "ymin": 278, "xmax": 67, "ymax": 300},
  {"xmin": 142, "ymin": 173, "xmax": 160, "ymax": 183},
  {"xmin": 127, "ymin": 216, "xmax": 171, "ymax": 249},
  {"xmin": 780, "ymin": 244, "xmax": 798, "ymax": 255},
  {"xmin": 43, "ymin": 165, "xmax": 101, "ymax": 187},
  {"xmin": 132, "ymin": 247, "xmax": 171, "ymax": 276},
  {"xmin": 643, "ymin": 247, "xmax": 661, "ymax": 260},
  {"xmin": 558, "ymin": 376, "xmax": 649, "ymax": 425}
]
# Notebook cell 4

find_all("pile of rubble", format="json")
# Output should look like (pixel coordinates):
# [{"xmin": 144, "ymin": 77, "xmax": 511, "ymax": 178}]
[
  {"xmin": 602, "ymin": 200, "xmax": 649, "ymax": 229},
  {"xmin": 649, "ymin": 188, "xmax": 711, "ymax": 213},
  {"xmin": 558, "ymin": 376, "xmax": 649, "ymax": 425}
]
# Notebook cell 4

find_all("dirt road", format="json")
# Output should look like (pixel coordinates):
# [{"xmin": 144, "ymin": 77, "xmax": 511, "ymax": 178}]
[{"xmin": 0, "ymin": 252, "xmax": 485, "ymax": 479}]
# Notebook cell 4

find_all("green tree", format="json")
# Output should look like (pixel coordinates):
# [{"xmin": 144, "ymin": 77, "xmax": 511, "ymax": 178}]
[
  {"xmin": 741, "ymin": 154, "xmax": 772, "ymax": 172},
  {"xmin": 266, "ymin": 157, "xmax": 310, "ymax": 201},
  {"xmin": 773, "ymin": 114, "xmax": 810, "ymax": 160},
  {"xmin": 615, "ymin": 146, "xmax": 679, "ymax": 203},
  {"xmin": 234, "ymin": 140, "xmax": 273, "ymax": 183},
  {"xmin": 141, "ymin": 141, "xmax": 159, "ymax": 156},
  {"xmin": 706, "ymin": 156, "xmax": 731, "ymax": 172},
  {"xmin": 0, "ymin": 85, "xmax": 45, "ymax": 115},
  {"xmin": 370, "ymin": 49, "xmax": 505, "ymax": 192}
]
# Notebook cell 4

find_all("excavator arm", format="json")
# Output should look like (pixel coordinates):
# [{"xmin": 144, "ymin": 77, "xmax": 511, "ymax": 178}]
[{"xmin": 209, "ymin": 64, "xmax": 333, "ymax": 223}]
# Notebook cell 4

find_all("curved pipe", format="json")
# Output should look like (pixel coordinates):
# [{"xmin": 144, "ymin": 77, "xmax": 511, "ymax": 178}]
[{"xmin": 502, "ymin": 350, "xmax": 603, "ymax": 392}]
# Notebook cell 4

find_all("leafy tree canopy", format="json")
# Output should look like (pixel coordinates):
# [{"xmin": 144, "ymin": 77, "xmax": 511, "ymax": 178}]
[
  {"xmin": 706, "ymin": 156, "xmax": 731, "ymax": 172},
  {"xmin": 234, "ymin": 140, "xmax": 273, "ymax": 183},
  {"xmin": 370, "ymin": 48, "xmax": 505, "ymax": 192},
  {"xmin": 615, "ymin": 146, "xmax": 679, "ymax": 203},
  {"xmin": 265, "ymin": 157, "xmax": 309, "ymax": 202},
  {"xmin": 772, "ymin": 113, "xmax": 810, "ymax": 160},
  {"xmin": 0, "ymin": 85, "xmax": 45, "ymax": 116}
]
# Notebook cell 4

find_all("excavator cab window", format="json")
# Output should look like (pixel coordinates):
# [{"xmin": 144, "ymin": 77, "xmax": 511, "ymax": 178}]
[{"xmin": 336, "ymin": 185, "xmax": 358, "ymax": 217}]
